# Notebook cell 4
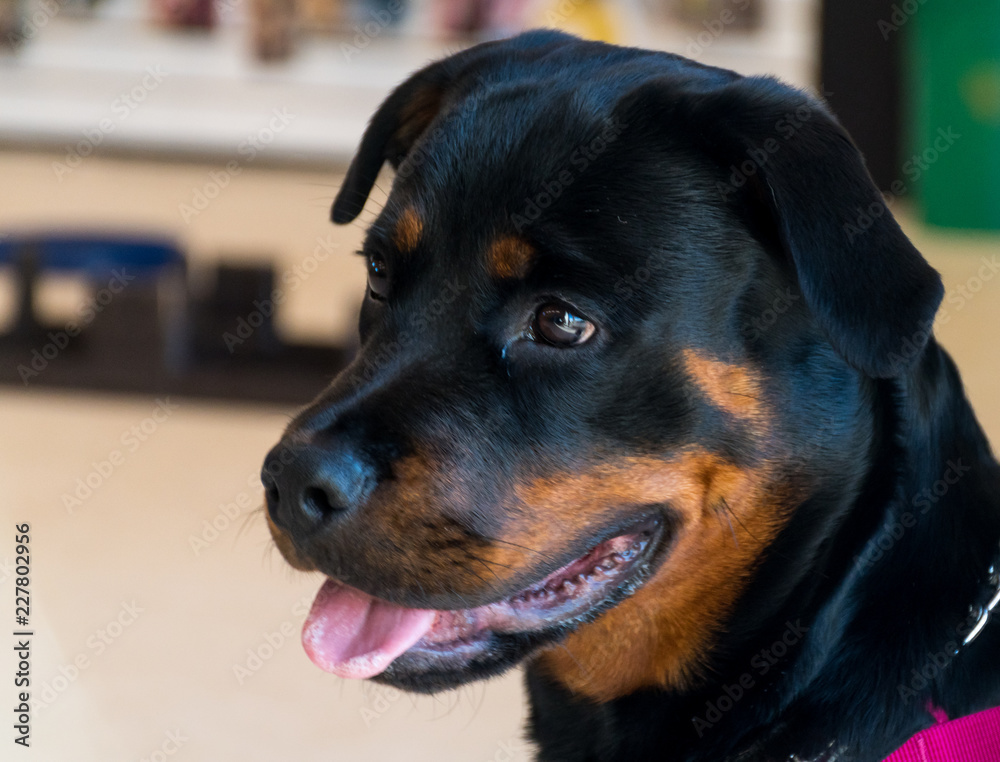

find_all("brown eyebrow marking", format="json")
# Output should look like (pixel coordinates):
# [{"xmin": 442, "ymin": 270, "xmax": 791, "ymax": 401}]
[
  {"xmin": 487, "ymin": 235, "xmax": 536, "ymax": 279},
  {"xmin": 392, "ymin": 206, "xmax": 423, "ymax": 253},
  {"xmin": 682, "ymin": 349, "xmax": 768, "ymax": 427}
]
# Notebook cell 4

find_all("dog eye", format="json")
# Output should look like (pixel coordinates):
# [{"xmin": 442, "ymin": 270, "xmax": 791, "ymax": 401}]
[
  {"xmin": 534, "ymin": 304, "xmax": 596, "ymax": 347},
  {"xmin": 367, "ymin": 257, "xmax": 389, "ymax": 300}
]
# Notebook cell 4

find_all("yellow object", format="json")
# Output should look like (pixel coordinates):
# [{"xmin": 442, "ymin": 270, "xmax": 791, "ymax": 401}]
[{"xmin": 532, "ymin": 0, "xmax": 622, "ymax": 44}]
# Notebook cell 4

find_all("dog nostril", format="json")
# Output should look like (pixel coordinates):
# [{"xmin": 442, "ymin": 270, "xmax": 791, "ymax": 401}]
[{"xmin": 302, "ymin": 486, "xmax": 344, "ymax": 520}]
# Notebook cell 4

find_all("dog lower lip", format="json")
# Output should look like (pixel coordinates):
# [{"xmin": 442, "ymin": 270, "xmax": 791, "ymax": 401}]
[{"xmin": 410, "ymin": 516, "xmax": 663, "ymax": 652}]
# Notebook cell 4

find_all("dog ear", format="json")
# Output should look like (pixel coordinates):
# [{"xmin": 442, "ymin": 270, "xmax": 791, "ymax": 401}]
[
  {"xmin": 331, "ymin": 66, "xmax": 451, "ymax": 224},
  {"xmin": 660, "ymin": 76, "xmax": 944, "ymax": 378},
  {"xmin": 332, "ymin": 30, "xmax": 578, "ymax": 224}
]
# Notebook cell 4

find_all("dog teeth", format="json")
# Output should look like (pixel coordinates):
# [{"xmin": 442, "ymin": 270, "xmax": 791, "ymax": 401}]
[{"xmin": 509, "ymin": 533, "xmax": 652, "ymax": 610}]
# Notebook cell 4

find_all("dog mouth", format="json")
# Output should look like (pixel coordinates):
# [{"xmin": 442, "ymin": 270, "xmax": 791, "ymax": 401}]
[{"xmin": 301, "ymin": 517, "xmax": 665, "ymax": 682}]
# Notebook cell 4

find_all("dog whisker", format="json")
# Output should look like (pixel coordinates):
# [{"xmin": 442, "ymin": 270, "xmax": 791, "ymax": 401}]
[
  {"xmin": 484, "ymin": 536, "xmax": 559, "ymax": 565},
  {"xmin": 718, "ymin": 502, "xmax": 739, "ymax": 549},
  {"xmin": 466, "ymin": 554, "xmax": 506, "ymax": 587},
  {"xmin": 236, "ymin": 504, "xmax": 265, "ymax": 542},
  {"xmin": 718, "ymin": 496, "xmax": 758, "ymax": 546}
]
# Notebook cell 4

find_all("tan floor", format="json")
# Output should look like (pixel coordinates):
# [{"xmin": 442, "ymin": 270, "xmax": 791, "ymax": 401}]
[{"xmin": 0, "ymin": 152, "xmax": 998, "ymax": 762}]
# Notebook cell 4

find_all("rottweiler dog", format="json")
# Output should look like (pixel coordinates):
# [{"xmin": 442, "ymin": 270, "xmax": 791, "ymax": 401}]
[{"xmin": 262, "ymin": 31, "xmax": 1000, "ymax": 762}]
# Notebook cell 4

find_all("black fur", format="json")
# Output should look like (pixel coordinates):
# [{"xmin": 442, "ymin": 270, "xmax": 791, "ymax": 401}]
[{"xmin": 266, "ymin": 31, "xmax": 1000, "ymax": 761}]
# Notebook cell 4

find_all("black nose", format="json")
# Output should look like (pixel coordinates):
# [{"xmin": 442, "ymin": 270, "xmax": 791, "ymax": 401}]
[{"xmin": 261, "ymin": 440, "xmax": 374, "ymax": 537}]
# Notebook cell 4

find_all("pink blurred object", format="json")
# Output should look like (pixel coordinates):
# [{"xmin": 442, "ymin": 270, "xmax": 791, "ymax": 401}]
[
  {"xmin": 152, "ymin": 0, "xmax": 216, "ymax": 29},
  {"xmin": 435, "ymin": 0, "xmax": 533, "ymax": 36}
]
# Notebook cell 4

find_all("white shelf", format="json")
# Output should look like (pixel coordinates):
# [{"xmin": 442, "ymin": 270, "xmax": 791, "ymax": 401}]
[{"xmin": 0, "ymin": 0, "xmax": 817, "ymax": 166}]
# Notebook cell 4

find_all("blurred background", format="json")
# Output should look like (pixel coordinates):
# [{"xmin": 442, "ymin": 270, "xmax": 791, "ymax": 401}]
[{"xmin": 0, "ymin": 0, "xmax": 997, "ymax": 759}]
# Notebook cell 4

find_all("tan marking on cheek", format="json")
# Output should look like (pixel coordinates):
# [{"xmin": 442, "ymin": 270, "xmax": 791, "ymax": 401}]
[
  {"xmin": 523, "ymin": 451, "xmax": 801, "ymax": 702},
  {"xmin": 393, "ymin": 207, "xmax": 423, "ymax": 253},
  {"xmin": 266, "ymin": 514, "xmax": 317, "ymax": 572},
  {"xmin": 682, "ymin": 348, "xmax": 767, "ymax": 425},
  {"xmin": 487, "ymin": 236, "xmax": 536, "ymax": 279}
]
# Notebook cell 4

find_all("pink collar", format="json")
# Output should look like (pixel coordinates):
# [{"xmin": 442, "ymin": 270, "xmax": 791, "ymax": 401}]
[{"xmin": 883, "ymin": 705, "xmax": 1000, "ymax": 761}]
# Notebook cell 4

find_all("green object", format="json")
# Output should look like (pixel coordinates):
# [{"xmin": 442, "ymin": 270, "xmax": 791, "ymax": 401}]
[{"xmin": 908, "ymin": 0, "xmax": 1000, "ymax": 230}]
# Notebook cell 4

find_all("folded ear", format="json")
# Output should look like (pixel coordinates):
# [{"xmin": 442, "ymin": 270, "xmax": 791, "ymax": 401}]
[
  {"xmin": 669, "ymin": 76, "xmax": 944, "ymax": 378},
  {"xmin": 331, "ymin": 65, "xmax": 452, "ymax": 224},
  {"xmin": 331, "ymin": 30, "xmax": 577, "ymax": 224}
]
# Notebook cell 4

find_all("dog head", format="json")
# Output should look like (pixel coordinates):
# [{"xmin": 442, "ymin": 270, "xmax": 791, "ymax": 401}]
[{"xmin": 263, "ymin": 31, "xmax": 942, "ymax": 699}]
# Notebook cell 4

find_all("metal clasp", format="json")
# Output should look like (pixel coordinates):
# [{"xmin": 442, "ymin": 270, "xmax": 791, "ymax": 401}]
[{"xmin": 963, "ymin": 561, "xmax": 1000, "ymax": 648}]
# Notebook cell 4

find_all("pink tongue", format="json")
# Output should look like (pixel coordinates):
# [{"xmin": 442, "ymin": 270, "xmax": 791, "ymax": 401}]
[{"xmin": 302, "ymin": 579, "xmax": 437, "ymax": 679}]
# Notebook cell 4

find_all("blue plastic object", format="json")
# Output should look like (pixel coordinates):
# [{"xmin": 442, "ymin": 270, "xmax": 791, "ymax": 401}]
[{"xmin": 0, "ymin": 233, "xmax": 184, "ymax": 280}]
